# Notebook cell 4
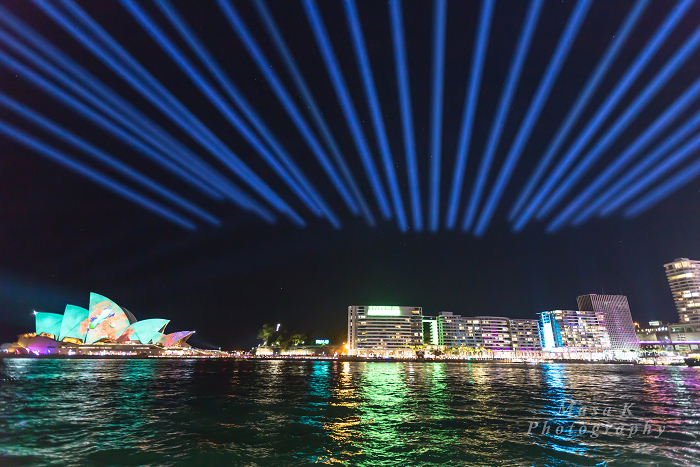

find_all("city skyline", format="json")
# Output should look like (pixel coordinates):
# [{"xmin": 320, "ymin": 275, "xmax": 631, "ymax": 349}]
[{"xmin": 2, "ymin": 1, "xmax": 700, "ymax": 350}]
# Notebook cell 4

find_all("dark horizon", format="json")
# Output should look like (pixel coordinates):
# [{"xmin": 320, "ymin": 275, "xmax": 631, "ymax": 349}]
[{"xmin": 2, "ymin": 0, "xmax": 700, "ymax": 350}]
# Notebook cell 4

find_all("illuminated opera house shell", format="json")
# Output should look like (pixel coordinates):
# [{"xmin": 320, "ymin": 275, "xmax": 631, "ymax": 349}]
[{"xmin": 33, "ymin": 293, "xmax": 193, "ymax": 347}]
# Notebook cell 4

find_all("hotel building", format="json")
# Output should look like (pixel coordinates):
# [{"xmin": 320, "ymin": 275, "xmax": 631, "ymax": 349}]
[
  {"xmin": 476, "ymin": 316, "xmax": 512, "ymax": 350},
  {"xmin": 427, "ymin": 312, "xmax": 540, "ymax": 353},
  {"xmin": 538, "ymin": 309, "xmax": 610, "ymax": 355},
  {"xmin": 577, "ymin": 294, "xmax": 639, "ymax": 358},
  {"xmin": 347, "ymin": 305, "xmax": 423, "ymax": 356},
  {"xmin": 508, "ymin": 319, "xmax": 542, "ymax": 351},
  {"xmin": 664, "ymin": 258, "xmax": 700, "ymax": 324}
]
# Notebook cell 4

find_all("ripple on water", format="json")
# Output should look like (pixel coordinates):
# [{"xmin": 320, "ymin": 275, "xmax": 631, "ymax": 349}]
[{"xmin": 1, "ymin": 360, "xmax": 699, "ymax": 466}]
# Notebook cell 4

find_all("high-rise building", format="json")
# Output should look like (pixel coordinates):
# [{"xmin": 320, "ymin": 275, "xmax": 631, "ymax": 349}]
[
  {"xmin": 577, "ymin": 294, "xmax": 639, "ymax": 358},
  {"xmin": 538, "ymin": 310, "xmax": 610, "ymax": 353},
  {"xmin": 476, "ymin": 316, "xmax": 512, "ymax": 350},
  {"xmin": 347, "ymin": 306, "xmax": 423, "ymax": 356},
  {"xmin": 434, "ymin": 313, "xmax": 539, "ymax": 352},
  {"xmin": 664, "ymin": 258, "xmax": 700, "ymax": 324},
  {"xmin": 508, "ymin": 319, "xmax": 541, "ymax": 351},
  {"xmin": 437, "ymin": 311, "xmax": 468, "ymax": 347}
]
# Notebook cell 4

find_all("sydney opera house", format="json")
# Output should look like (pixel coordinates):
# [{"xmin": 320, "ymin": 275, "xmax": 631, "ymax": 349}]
[{"xmin": 2, "ymin": 293, "xmax": 195, "ymax": 357}]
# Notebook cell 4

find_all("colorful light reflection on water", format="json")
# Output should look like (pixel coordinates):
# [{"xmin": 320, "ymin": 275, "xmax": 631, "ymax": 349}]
[{"xmin": 0, "ymin": 360, "xmax": 699, "ymax": 466}]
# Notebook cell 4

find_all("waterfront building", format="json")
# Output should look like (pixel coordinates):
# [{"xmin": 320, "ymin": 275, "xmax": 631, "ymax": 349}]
[
  {"xmin": 437, "ymin": 312, "xmax": 468, "ymax": 347},
  {"xmin": 476, "ymin": 316, "xmax": 512, "ymax": 350},
  {"xmin": 664, "ymin": 258, "xmax": 700, "ymax": 324},
  {"xmin": 636, "ymin": 321, "xmax": 700, "ymax": 355},
  {"xmin": 538, "ymin": 310, "xmax": 610, "ymax": 357},
  {"xmin": 347, "ymin": 305, "xmax": 423, "ymax": 357},
  {"xmin": 577, "ymin": 294, "xmax": 639, "ymax": 358},
  {"xmin": 508, "ymin": 319, "xmax": 541, "ymax": 351},
  {"xmin": 3, "ymin": 292, "xmax": 194, "ymax": 357}
]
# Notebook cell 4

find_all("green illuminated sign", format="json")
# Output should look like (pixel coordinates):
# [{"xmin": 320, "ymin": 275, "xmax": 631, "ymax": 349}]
[{"xmin": 367, "ymin": 306, "xmax": 401, "ymax": 316}]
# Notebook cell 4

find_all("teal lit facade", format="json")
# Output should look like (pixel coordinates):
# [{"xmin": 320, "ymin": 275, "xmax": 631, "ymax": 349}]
[
  {"xmin": 35, "ymin": 312, "xmax": 63, "ymax": 338},
  {"xmin": 58, "ymin": 305, "xmax": 89, "ymax": 341}
]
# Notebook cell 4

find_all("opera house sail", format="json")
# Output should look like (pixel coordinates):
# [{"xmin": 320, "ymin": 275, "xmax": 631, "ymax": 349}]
[{"xmin": 2, "ymin": 293, "xmax": 195, "ymax": 357}]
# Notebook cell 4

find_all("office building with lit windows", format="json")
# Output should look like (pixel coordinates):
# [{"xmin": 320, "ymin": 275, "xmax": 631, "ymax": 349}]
[
  {"xmin": 347, "ymin": 305, "xmax": 423, "ymax": 356},
  {"xmin": 476, "ymin": 316, "xmax": 512, "ymax": 350},
  {"xmin": 577, "ymin": 294, "xmax": 639, "ymax": 358},
  {"xmin": 538, "ymin": 309, "xmax": 610, "ymax": 355},
  {"xmin": 665, "ymin": 258, "xmax": 700, "ymax": 324},
  {"xmin": 508, "ymin": 319, "xmax": 541, "ymax": 351},
  {"xmin": 436, "ymin": 311, "xmax": 469, "ymax": 347}
]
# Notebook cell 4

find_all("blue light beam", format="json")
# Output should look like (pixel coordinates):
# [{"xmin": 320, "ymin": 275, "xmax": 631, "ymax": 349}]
[
  {"xmin": 35, "ymin": 0, "xmax": 291, "ymax": 224},
  {"xmin": 513, "ymin": 0, "xmax": 694, "ymax": 232},
  {"xmin": 389, "ymin": 0, "xmax": 421, "ymax": 231},
  {"xmin": 0, "ymin": 48, "xmax": 263, "ymax": 221},
  {"xmin": 508, "ymin": 0, "xmax": 648, "ymax": 222},
  {"xmin": 0, "ymin": 92, "xmax": 220, "ymax": 226},
  {"xmin": 548, "ymin": 74, "xmax": 700, "ymax": 231},
  {"xmin": 597, "ymin": 111, "xmax": 700, "ymax": 217},
  {"xmin": 574, "ymin": 112, "xmax": 700, "ymax": 221},
  {"xmin": 32, "ymin": 0, "xmax": 274, "ymax": 220},
  {"xmin": 428, "ymin": 0, "xmax": 447, "ymax": 232},
  {"xmin": 0, "ymin": 4, "xmax": 242, "ymax": 204},
  {"xmin": 540, "ymin": 24, "xmax": 700, "ymax": 227},
  {"xmin": 445, "ymin": 0, "xmax": 494, "ymax": 230},
  {"xmin": 474, "ymin": 0, "xmax": 591, "ymax": 237},
  {"xmin": 156, "ymin": 0, "xmax": 341, "ymax": 226},
  {"xmin": 0, "ymin": 120, "xmax": 196, "ymax": 230},
  {"xmin": 623, "ymin": 132, "xmax": 700, "ymax": 218},
  {"xmin": 0, "ymin": 23, "xmax": 230, "ymax": 202},
  {"xmin": 462, "ymin": 0, "xmax": 543, "ymax": 232},
  {"xmin": 301, "ymin": 0, "xmax": 392, "ymax": 220},
  {"xmin": 120, "ymin": 0, "xmax": 320, "ymax": 226},
  {"xmin": 344, "ymin": 0, "xmax": 407, "ymax": 232},
  {"xmin": 252, "ymin": 0, "xmax": 375, "ymax": 226},
  {"xmin": 215, "ymin": 0, "xmax": 360, "ymax": 225}
]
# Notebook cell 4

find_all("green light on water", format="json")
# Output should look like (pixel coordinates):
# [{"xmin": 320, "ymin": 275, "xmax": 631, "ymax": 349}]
[{"xmin": 367, "ymin": 306, "xmax": 401, "ymax": 316}]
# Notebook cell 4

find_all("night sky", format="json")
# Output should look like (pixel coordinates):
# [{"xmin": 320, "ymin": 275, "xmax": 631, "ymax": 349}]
[{"xmin": 2, "ymin": 0, "xmax": 700, "ymax": 350}]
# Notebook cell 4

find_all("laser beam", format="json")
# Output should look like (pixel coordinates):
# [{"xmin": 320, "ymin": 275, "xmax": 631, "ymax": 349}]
[
  {"xmin": 389, "ymin": 0, "xmax": 421, "ymax": 231},
  {"xmin": 623, "ymin": 132, "xmax": 700, "ymax": 218},
  {"xmin": 549, "ymin": 74, "xmax": 700, "ymax": 232},
  {"xmin": 343, "ymin": 0, "xmax": 407, "ymax": 232},
  {"xmin": 597, "ymin": 111, "xmax": 700, "ymax": 218},
  {"xmin": 32, "ymin": 0, "xmax": 272, "ymax": 220},
  {"xmin": 0, "ymin": 120, "xmax": 196, "ymax": 230},
  {"xmin": 508, "ymin": 0, "xmax": 647, "ymax": 223},
  {"xmin": 204, "ymin": 0, "xmax": 368, "ymax": 225},
  {"xmin": 474, "ymin": 0, "xmax": 591, "ymax": 237},
  {"xmin": 513, "ymin": 0, "xmax": 694, "ymax": 232},
  {"xmin": 0, "ymin": 4, "xmax": 244, "ymax": 204},
  {"xmin": 301, "ymin": 0, "xmax": 392, "ymax": 220},
  {"xmin": 121, "ymin": 0, "xmax": 326, "ymax": 226},
  {"xmin": 0, "ymin": 92, "xmax": 220, "ymax": 226},
  {"xmin": 157, "ymin": 0, "xmax": 340, "ymax": 225},
  {"xmin": 0, "ymin": 23, "xmax": 227, "ymax": 202},
  {"xmin": 252, "ymin": 0, "xmax": 375, "ymax": 226},
  {"xmin": 0, "ymin": 48, "xmax": 250, "ymax": 219},
  {"xmin": 541, "ymin": 24, "xmax": 700, "ymax": 227},
  {"xmin": 428, "ymin": 0, "xmax": 447, "ymax": 232},
  {"xmin": 35, "ymin": 0, "xmax": 294, "ymax": 225},
  {"xmin": 462, "ymin": 0, "xmax": 543, "ymax": 232},
  {"xmin": 446, "ymin": 0, "xmax": 494, "ymax": 230}
]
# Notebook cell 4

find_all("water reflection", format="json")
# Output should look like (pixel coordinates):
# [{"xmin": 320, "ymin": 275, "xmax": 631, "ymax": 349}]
[{"xmin": 1, "ymin": 360, "xmax": 699, "ymax": 466}]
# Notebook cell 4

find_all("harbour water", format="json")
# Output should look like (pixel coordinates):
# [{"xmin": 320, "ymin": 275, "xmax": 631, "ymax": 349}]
[{"xmin": 1, "ymin": 359, "xmax": 699, "ymax": 466}]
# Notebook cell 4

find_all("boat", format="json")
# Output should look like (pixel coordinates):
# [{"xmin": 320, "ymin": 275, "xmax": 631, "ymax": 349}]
[{"xmin": 684, "ymin": 354, "xmax": 700, "ymax": 367}]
